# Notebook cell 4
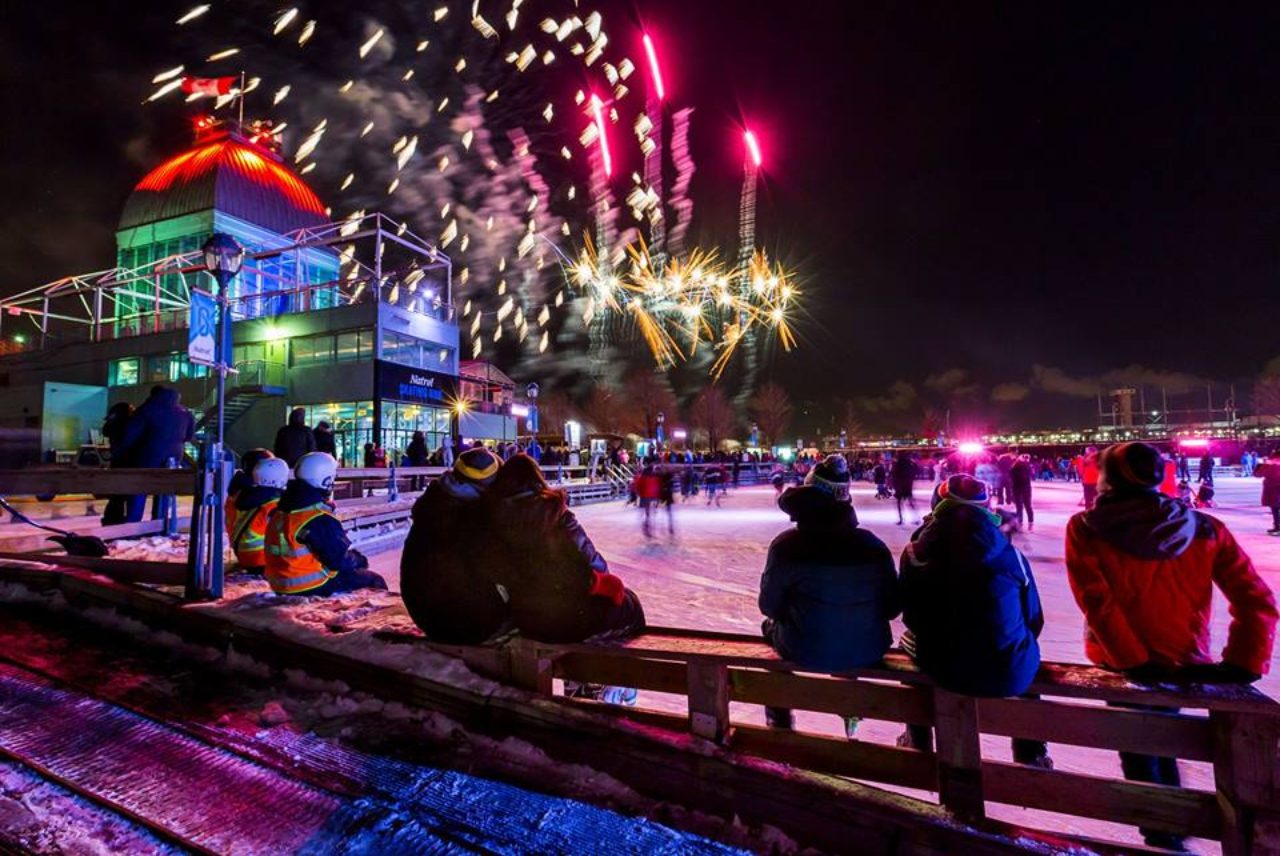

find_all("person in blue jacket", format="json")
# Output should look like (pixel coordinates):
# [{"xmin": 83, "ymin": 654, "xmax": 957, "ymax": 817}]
[
  {"xmin": 117, "ymin": 385, "xmax": 195, "ymax": 522},
  {"xmin": 759, "ymin": 455, "xmax": 900, "ymax": 734},
  {"xmin": 897, "ymin": 474, "xmax": 1051, "ymax": 767}
]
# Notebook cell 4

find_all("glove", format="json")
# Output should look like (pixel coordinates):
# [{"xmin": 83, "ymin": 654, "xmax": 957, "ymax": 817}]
[
  {"xmin": 1122, "ymin": 662, "xmax": 1174, "ymax": 684},
  {"xmin": 348, "ymin": 549, "xmax": 369, "ymax": 571},
  {"xmin": 588, "ymin": 571, "xmax": 626, "ymax": 606},
  {"xmin": 1181, "ymin": 662, "xmax": 1261, "ymax": 685}
]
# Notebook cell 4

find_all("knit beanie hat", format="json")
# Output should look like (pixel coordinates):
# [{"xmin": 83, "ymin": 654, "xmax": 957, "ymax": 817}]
[
  {"xmin": 1100, "ymin": 442, "xmax": 1163, "ymax": 492},
  {"xmin": 805, "ymin": 454, "xmax": 851, "ymax": 502},
  {"xmin": 932, "ymin": 474, "xmax": 989, "ymax": 509},
  {"xmin": 455, "ymin": 447, "xmax": 501, "ymax": 485}
]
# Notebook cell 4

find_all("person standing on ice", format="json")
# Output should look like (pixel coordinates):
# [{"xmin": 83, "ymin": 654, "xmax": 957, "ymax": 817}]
[
  {"xmin": 1259, "ymin": 453, "xmax": 1280, "ymax": 536},
  {"xmin": 263, "ymin": 453, "xmax": 387, "ymax": 597},
  {"xmin": 400, "ymin": 448, "xmax": 510, "ymax": 644},
  {"xmin": 891, "ymin": 453, "xmax": 919, "ymax": 525},
  {"xmin": 1010, "ymin": 453, "xmax": 1035, "ymax": 532},
  {"xmin": 1076, "ymin": 446, "xmax": 1100, "ymax": 510},
  {"xmin": 230, "ymin": 457, "xmax": 287, "ymax": 575},
  {"xmin": 1198, "ymin": 450, "xmax": 1215, "ymax": 486},
  {"xmin": 1066, "ymin": 441, "xmax": 1277, "ymax": 852},
  {"xmin": 759, "ymin": 455, "xmax": 899, "ymax": 737}
]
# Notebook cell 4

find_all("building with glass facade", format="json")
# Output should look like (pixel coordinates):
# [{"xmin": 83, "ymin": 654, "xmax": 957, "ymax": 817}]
[{"xmin": 0, "ymin": 118, "xmax": 521, "ymax": 467}]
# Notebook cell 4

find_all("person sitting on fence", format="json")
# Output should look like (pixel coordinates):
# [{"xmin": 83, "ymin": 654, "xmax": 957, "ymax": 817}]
[
  {"xmin": 229, "ymin": 457, "xmax": 288, "ymax": 575},
  {"xmin": 896, "ymin": 474, "xmax": 1052, "ymax": 768},
  {"xmin": 264, "ymin": 452, "xmax": 387, "ymax": 597},
  {"xmin": 1066, "ymin": 441, "xmax": 1277, "ymax": 851},
  {"xmin": 225, "ymin": 448, "xmax": 275, "ymax": 538},
  {"xmin": 759, "ymin": 455, "xmax": 899, "ymax": 737},
  {"xmin": 489, "ymin": 455, "xmax": 645, "ymax": 706},
  {"xmin": 400, "ymin": 447, "xmax": 510, "ymax": 644}
]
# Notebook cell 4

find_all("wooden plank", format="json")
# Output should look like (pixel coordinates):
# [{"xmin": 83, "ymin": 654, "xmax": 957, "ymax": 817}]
[
  {"xmin": 731, "ymin": 723, "xmax": 938, "ymax": 791},
  {"xmin": 933, "ymin": 688, "xmax": 985, "ymax": 820},
  {"xmin": 687, "ymin": 661, "xmax": 730, "ymax": 743},
  {"xmin": 0, "ymin": 518, "xmax": 189, "ymax": 554},
  {"xmin": 0, "ymin": 553, "xmax": 185, "ymax": 585},
  {"xmin": 0, "ymin": 469, "xmax": 195, "ymax": 497},
  {"xmin": 554, "ymin": 651, "xmax": 688, "ymax": 695},
  {"xmin": 978, "ymin": 697, "xmax": 1214, "ymax": 761},
  {"xmin": 1212, "ymin": 710, "xmax": 1280, "ymax": 856},
  {"xmin": 730, "ymin": 669, "xmax": 934, "ymax": 725},
  {"xmin": 1029, "ymin": 661, "xmax": 1278, "ymax": 716},
  {"xmin": 982, "ymin": 760, "xmax": 1222, "ymax": 840}
]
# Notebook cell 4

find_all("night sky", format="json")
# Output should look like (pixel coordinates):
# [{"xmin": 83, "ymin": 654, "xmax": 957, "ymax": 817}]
[{"xmin": 5, "ymin": 2, "xmax": 1280, "ymax": 433}]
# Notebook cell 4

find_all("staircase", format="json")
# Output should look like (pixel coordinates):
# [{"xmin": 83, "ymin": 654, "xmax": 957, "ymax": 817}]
[{"xmin": 194, "ymin": 360, "xmax": 286, "ymax": 438}]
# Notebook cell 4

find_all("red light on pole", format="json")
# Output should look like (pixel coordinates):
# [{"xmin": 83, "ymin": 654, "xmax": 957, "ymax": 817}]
[
  {"xmin": 590, "ymin": 93, "xmax": 613, "ymax": 177},
  {"xmin": 643, "ymin": 33, "xmax": 665, "ymax": 101},
  {"xmin": 743, "ymin": 129, "xmax": 762, "ymax": 169}
]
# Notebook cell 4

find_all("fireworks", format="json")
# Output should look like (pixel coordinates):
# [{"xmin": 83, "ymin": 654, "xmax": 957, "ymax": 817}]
[
  {"xmin": 145, "ymin": 0, "xmax": 802, "ymax": 386},
  {"xmin": 565, "ymin": 237, "xmax": 798, "ymax": 380}
]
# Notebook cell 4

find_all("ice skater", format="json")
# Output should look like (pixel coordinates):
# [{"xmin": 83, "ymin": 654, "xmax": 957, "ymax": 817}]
[
  {"xmin": 891, "ymin": 453, "xmax": 919, "ymax": 525},
  {"xmin": 1010, "ymin": 454, "xmax": 1035, "ymax": 532}
]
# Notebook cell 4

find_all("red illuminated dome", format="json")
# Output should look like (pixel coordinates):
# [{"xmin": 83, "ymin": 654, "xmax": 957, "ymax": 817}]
[{"xmin": 119, "ymin": 126, "xmax": 328, "ymax": 235}]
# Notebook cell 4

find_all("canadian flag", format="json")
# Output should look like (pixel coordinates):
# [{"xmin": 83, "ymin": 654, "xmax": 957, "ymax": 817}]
[{"xmin": 180, "ymin": 76, "xmax": 238, "ymax": 97}]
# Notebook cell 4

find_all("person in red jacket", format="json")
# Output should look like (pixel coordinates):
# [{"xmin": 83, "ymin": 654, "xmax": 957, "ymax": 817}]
[
  {"xmin": 632, "ymin": 463, "xmax": 662, "ymax": 539},
  {"xmin": 1066, "ymin": 441, "xmax": 1277, "ymax": 851},
  {"xmin": 1075, "ymin": 446, "xmax": 1100, "ymax": 510}
]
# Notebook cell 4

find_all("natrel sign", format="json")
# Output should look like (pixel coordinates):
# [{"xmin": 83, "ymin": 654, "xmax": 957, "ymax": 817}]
[{"xmin": 376, "ymin": 360, "xmax": 458, "ymax": 406}]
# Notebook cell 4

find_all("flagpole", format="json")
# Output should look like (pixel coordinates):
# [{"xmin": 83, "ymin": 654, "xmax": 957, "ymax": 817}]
[{"xmin": 237, "ymin": 70, "xmax": 246, "ymax": 128}]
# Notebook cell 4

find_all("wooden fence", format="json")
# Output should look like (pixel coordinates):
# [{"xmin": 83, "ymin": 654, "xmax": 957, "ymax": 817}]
[{"xmin": 448, "ymin": 627, "xmax": 1280, "ymax": 855}]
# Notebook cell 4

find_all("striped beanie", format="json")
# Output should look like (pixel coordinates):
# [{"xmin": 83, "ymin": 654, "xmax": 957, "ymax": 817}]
[
  {"xmin": 455, "ymin": 447, "xmax": 501, "ymax": 485},
  {"xmin": 932, "ymin": 474, "xmax": 989, "ymax": 509},
  {"xmin": 805, "ymin": 454, "xmax": 851, "ymax": 502},
  {"xmin": 1100, "ymin": 442, "xmax": 1163, "ymax": 492}
]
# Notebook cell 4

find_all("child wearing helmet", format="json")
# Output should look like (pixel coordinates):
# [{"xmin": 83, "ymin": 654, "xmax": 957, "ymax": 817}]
[
  {"xmin": 264, "ymin": 452, "xmax": 387, "ymax": 596},
  {"xmin": 229, "ymin": 457, "xmax": 288, "ymax": 574},
  {"xmin": 225, "ymin": 448, "xmax": 275, "ymax": 539}
]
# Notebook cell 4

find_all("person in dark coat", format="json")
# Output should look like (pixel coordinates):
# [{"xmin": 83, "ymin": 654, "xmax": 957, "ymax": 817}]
[
  {"xmin": 405, "ymin": 430, "xmax": 429, "ymax": 467},
  {"xmin": 1198, "ymin": 451, "xmax": 1215, "ymax": 486},
  {"xmin": 273, "ymin": 407, "xmax": 316, "ymax": 467},
  {"xmin": 489, "ymin": 454, "xmax": 645, "ymax": 644},
  {"xmin": 891, "ymin": 454, "xmax": 918, "ymax": 525},
  {"xmin": 116, "ymin": 386, "xmax": 195, "ymax": 523},
  {"xmin": 759, "ymin": 455, "xmax": 899, "ymax": 733},
  {"xmin": 1261, "ymin": 454, "xmax": 1280, "ymax": 535},
  {"xmin": 898, "ymin": 474, "xmax": 1050, "ymax": 767},
  {"xmin": 100, "ymin": 401, "xmax": 135, "ymax": 525},
  {"xmin": 400, "ymin": 448, "xmax": 510, "ymax": 644},
  {"xmin": 1010, "ymin": 454, "xmax": 1035, "ymax": 531},
  {"xmin": 313, "ymin": 421, "xmax": 336, "ymax": 458}
]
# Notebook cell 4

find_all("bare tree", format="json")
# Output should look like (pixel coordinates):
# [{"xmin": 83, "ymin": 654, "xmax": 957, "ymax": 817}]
[
  {"xmin": 581, "ymin": 382, "xmax": 624, "ymax": 436},
  {"xmin": 534, "ymin": 390, "xmax": 574, "ymax": 437},
  {"xmin": 749, "ymin": 382, "xmax": 794, "ymax": 447},
  {"xmin": 620, "ymin": 369, "xmax": 679, "ymax": 438},
  {"xmin": 690, "ymin": 386, "xmax": 736, "ymax": 452}
]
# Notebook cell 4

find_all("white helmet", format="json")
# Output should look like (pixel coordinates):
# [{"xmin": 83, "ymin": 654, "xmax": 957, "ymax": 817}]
[
  {"xmin": 253, "ymin": 457, "xmax": 290, "ymax": 490},
  {"xmin": 295, "ymin": 452, "xmax": 338, "ymax": 492}
]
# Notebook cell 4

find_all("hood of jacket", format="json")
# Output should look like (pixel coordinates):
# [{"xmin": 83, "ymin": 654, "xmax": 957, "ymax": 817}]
[
  {"xmin": 1082, "ymin": 489, "xmax": 1198, "ymax": 560},
  {"xmin": 235, "ymin": 484, "xmax": 283, "ymax": 511},
  {"xmin": 912, "ymin": 502, "xmax": 1007, "ymax": 566},
  {"xmin": 778, "ymin": 485, "xmax": 859, "ymax": 529},
  {"xmin": 278, "ymin": 480, "xmax": 334, "ymax": 513}
]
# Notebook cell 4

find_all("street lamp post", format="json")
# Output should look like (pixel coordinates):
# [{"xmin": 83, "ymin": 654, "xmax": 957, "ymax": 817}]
[
  {"xmin": 656, "ymin": 411, "xmax": 666, "ymax": 453},
  {"xmin": 185, "ymin": 233, "xmax": 244, "ymax": 601}
]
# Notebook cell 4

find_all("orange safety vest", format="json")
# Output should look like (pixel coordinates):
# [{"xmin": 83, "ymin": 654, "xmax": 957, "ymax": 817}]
[
  {"xmin": 224, "ymin": 494, "xmax": 238, "ymax": 538},
  {"xmin": 264, "ymin": 503, "xmax": 338, "ymax": 595},
  {"xmin": 230, "ymin": 498, "xmax": 278, "ymax": 569}
]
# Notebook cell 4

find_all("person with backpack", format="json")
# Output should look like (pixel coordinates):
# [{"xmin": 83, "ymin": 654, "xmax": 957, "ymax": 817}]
[{"xmin": 229, "ymin": 457, "xmax": 287, "ymax": 574}]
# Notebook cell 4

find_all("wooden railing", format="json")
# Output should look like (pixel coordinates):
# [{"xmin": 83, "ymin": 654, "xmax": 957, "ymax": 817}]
[{"xmin": 468, "ymin": 628, "xmax": 1280, "ymax": 855}]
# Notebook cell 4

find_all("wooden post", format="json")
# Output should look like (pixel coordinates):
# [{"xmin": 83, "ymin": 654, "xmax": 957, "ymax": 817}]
[
  {"xmin": 687, "ymin": 661, "xmax": 730, "ymax": 744},
  {"xmin": 933, "ymin": 688, "xmax": 985, "ymax": 820},
  {"xmin": 509, "ymin": 640, "xmax": 555, "ymax": 695},
  {"xmin": 1212, "ymin": 710, "xmax": 1280, "ymax": 855}
]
